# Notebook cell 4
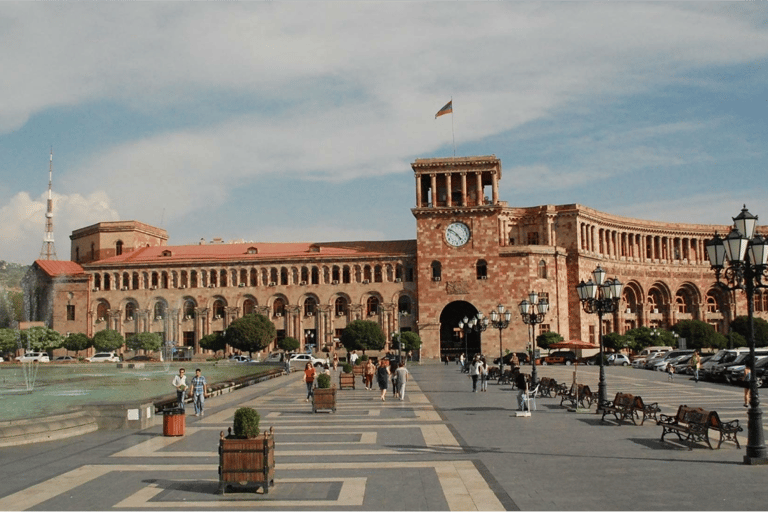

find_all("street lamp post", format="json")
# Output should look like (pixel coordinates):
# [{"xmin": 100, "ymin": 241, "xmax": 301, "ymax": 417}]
[
  {"xmin": 489, "ymin": 304, "xmax": 512, "ymax": 371},
  {"xmin": 706, "ymin": 205, "xmax": 768, "ymax": 465},
  {"xmin": 458, "ymin": 313, "xmax": 488, "ymax": 367},
  {"xmin": 576, "ymin": 266, "xmax": 623, "ymax": 408},
  {"xmin": 518, "ymin": 291, "xmax": 549, "ymax": 386}
]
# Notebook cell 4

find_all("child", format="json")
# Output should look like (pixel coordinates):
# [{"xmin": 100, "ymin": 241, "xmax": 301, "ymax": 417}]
[{"xmin": 667, "ymin": 364, "xmax": 675, "ymax": 381}]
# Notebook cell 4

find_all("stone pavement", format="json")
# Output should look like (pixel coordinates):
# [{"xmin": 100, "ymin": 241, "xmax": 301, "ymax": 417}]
[{"xmin": 0, "ymin": 361, "xmax": 766, "ymax": 510}]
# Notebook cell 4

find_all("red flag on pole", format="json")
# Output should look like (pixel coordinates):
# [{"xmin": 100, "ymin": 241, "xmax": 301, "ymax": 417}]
[{"xmin": 435, "ymin": 100, "xmax": 453, "ymax": 119}]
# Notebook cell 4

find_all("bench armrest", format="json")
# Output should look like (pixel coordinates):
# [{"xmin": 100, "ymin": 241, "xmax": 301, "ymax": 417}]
[
  {"xmin": 720, "ymin": 419, "xmax": 743, "ymax": 432},
  {"xmin": 657, "ymin": 413, "xmax": 675, "ymax": 424},
  {"xmin": 643, "ymin": 402, "xmax": 661, "ymax": 412}
]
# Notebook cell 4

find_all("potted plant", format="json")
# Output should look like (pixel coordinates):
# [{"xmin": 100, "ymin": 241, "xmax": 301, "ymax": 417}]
[
  {"xmin": 217, "ymin": 407, "xmax": 274, "ymax": 494},
  {"xmin": 339, "ymin": 362, "xmax": 355, "ymax": 390},
  {"xmin": 313, "ymin": 373, "xmax": 336, "ymax": 412}
]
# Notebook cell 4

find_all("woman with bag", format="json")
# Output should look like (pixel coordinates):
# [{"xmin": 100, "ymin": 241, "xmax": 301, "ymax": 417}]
[{"xmin": 303, "ymin": 362, "xmax": 316, "ymax": 402}]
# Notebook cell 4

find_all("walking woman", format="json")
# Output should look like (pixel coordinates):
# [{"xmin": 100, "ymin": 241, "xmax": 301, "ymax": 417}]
[
  {"xmin": 377, "ymin": 360, "xmax": 391, "ymax": 401},
  {"xmin": 365, "ymin": 358, "xmax": 375, "ymax": 390},
  {"xmin": 303, "ymin": 362, "xmax": 316, "ymax": 402},
  {"xmin": 480, "ymin": 356, "xmax": 489, "ymax": 392}
]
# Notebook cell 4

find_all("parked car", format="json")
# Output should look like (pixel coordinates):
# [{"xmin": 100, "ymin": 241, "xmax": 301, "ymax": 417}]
[
  {"xmin": 700, "ymin": 348, "xmax": 751, "ymax": 380},
  {"xmin": 750, "ymin": 357, "xmax": 768, "ymax": 388},
  {"xmin": 651, "ymin": 353, "xmax": 691, "ymax": 372},
  {"xmin": 493, "ymin": 352, "xmax": 530, "ymax": 367},
  {"xmin": 229, "ymin": 355, "xmax": 252, "ymax": 363},
  {"xmin": 263, "ymin": 352, "xmax": 285, "ymax": 363},
  {"xmin": 669, "ymin": 354, "xmax": 694, "ymax": 375},
  {"xmin": 53, "ymin": 355, "xmax": 77, "ymax": 362},
  {"xmin": 724, "ymin": 354, "xmax": 768, "ymax": 384},
  {"xmin": 288, "ymin": 353, "xmax": 325, "ymax": 369},
  {"xmin": 710, "ymin": 350, "xmax": 768, "ymax": 381},
  {"xmin": 86, "ymin": 352, "xmax": 120, "ymax": 363},
  {"xmin": 632, "ymin": 346, "xmax": 673, "ymax": 368},
  {"xmin": 126, "ymin": 355, "xmax": 156, "ymax": 362},
  {"xmin": 607, "ymin": 354, "xmax": 631, "ymax": 366},
  {"xmin": 17, "ymin": 352, "xmax": 50, "ymax": 363},
  {"xmin": 538, "ymin": 351, "xmax": 577, "ymax": 365}
]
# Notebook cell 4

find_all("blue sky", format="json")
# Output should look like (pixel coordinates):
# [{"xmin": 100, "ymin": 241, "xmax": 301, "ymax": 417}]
[{"xmin": 1, "ymin": 2, "xmax": 766, "ymax": 264}]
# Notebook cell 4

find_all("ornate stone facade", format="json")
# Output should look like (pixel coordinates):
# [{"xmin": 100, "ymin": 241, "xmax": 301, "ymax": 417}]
[{"xmin": 25, "ymin": 155, "xmax": 768, "ymax": 360}]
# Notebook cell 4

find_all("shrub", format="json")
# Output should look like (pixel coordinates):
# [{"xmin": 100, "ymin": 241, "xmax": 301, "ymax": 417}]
[
  {"xmin": 316, "ymin": 373, "xmax": 332, "ymax": 389},
  {"xmin": 342, "ymin": 362, "xmax": 353, "ymax": 373},
  {"xmin": 360, "ymin": 354, "xmax": 369, "ymax": 361},
  {"xmin": 233, "ymin": 407, "xmax": 260, "ymax": 438}
]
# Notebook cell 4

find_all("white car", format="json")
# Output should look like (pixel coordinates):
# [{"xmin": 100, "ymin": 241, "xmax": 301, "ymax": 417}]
[
  {"xmin": 607, "ymin": 354, "xmax": 631, "ymax": 366},
  {"xmin": 230, "ymin": 355, "xmax": 252, "ymax": 363},
  {"xmin": 289, "ymin": 353, "xmax": 325, "ymax": 369},
  {"xmin": 86, "ymin": 352, "xmax": 120, "ymax": 363},
  {"xmin": 17, "ymin": 352, "xmax": 50, "ymax": 363}
]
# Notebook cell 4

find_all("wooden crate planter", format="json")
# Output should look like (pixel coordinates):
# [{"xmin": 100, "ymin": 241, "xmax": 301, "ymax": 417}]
[
  {"xmin": 339, "ymin": 372, "xmax": 356, "ymax": 390},
  {"xmin": 352, "ymin": 365, "xmax": 365, "ymax": 377},
  {"xmin": 313, "ymin": 387, "xmax": 337, "ymax": 413},
  {"xmin": 217, "ymin": 427, "xmax": 275, "ymax": 494}
]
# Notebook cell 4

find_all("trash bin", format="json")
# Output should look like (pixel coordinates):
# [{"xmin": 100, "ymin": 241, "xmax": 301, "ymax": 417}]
[{"xmin": 163, "ymin": 407, "xmax": 185, "ymax": 436}]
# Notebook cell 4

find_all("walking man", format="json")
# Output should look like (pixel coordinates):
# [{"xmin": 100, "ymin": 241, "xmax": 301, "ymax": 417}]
[
  {"xmin": 171, "ymin": 368, "xmax": 187, "ymax": 410},
  {"xmin": 189, "ymin": 368, "xmax": 208, "ymax": 416},
  {"xmin": 395, "ymin": 361, "xmax": 409, "ymax": 400}
]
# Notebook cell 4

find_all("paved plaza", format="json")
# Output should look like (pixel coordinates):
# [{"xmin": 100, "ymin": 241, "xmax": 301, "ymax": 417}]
[{"xmin": 0, "ymin": 362, "xmax": 766, "ymax": 511}]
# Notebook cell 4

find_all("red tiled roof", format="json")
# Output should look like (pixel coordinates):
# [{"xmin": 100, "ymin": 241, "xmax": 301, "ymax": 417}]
[
  {"xmin": 91, "ymin": 240, "xmax": 417, "ymax": 266},
  {"xmin": 35, "ymin": 260, "xmax": 85, "ymax": 277}
]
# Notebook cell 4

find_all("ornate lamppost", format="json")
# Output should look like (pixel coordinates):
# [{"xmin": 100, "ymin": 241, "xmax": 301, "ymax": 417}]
[
  {"xmin": 489, "ymin": 304, "xmax": 512, "ymax": 371},
  {"xmin": 706, "ymin": 205, "xmax": 768, "ymax": 465},
  {"xmin": 518, "ymin": 291, "xmax": 549, "ymax": 386},
  {"xmin": 458, "ymin": 313, "xmax": 488, "ymax": 366},
  {"xmin": 576, "ymin": 266, "xmax": 623, "ymax": 407}
]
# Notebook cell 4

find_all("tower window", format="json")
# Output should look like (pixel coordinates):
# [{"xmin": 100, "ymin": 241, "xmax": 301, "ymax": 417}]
[{"xmin": 476, "ymin": 260, "xmax": 487, "ymax": 280}]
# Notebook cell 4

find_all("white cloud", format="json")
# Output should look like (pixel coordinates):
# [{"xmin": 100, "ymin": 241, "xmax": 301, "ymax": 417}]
[{"xmin": 0, "ymin": 191, "xmax": 119, "ymax": 263}]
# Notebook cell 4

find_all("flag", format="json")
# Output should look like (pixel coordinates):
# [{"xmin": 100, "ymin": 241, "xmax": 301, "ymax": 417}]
[{"xmin": 435, "ymin": 100, "xmax": 453, "ymax": 119}]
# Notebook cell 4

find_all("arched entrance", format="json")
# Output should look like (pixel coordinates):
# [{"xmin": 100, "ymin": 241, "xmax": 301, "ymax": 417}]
[{"xmin": 439, "ymin": 301, "xmax": 482, "ymax": 361}]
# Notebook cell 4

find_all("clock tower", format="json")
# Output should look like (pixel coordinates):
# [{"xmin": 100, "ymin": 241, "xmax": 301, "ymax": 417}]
[{"xmin": 411, "ymin": 155, "xmax": 506, "ymax": 360}]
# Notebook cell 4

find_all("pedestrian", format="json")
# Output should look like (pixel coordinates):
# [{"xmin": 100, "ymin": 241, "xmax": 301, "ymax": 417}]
[
  {"xmin": 303, "ymin": 362, "xmax": 316, "ymax": 402},
  {"xmin": 459, "ymin": 353, "xmax": 465, "ymax": 367},
  {"xmin": 444, "ymin": 354, "xmax": 449, "ymax": 365},
  {"xmin": 171, "ymin": 368, "xmax": 187, "ymax": 410},
  {"xmin": 511, "ymin": 353, "xmax": 520, "ymax": 372},
  {"xmin": 667, "ymin": 363, "xmax": 675, "ymax": 381},
  {"xmin": 377, "ymin": 359, "xmax": 390, "ymax": 401},
  {"xmin": 743, "ymin": 365, "xmax": 751, "ymax": 407},
  {"xmin": 395, "ymin": 361, "xmax": 409, "ymax": 400},
  {"xmin": 480, "ymin": 357, "xmax": 489, "ymax": 392},
  {"xmin": 332, "ymin": 352, "xmax": 339, "ymax": 371},
  {"xmin": 515, "ymin": 372, "xmax": 529, "ymax": 411},
  {"xmin": 365, "ymin": 359, "xmax": 375, "ymax": 390},
  {"xmin": 392, "ymin": 364, "xmax": 400, "ymax": 398},
  {"xmin": 689, "ymin": 350, "xmax": 701, "ymax": 383},
  {"xmin": 188, "ymin": 368, "xmax": 208, "ymax": 416},
  {"xmin": 349, "ymin": 350, "xmax": 358, "ymax": 365},
  {"xmin": 469, "ymin": 356, "xmax": 482, "ymax": 392}
]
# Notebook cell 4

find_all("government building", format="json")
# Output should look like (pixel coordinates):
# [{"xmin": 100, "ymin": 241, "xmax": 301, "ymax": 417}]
[{"xmin": 24, "ymin": 155, "xmax": 767, "ymax": 360}]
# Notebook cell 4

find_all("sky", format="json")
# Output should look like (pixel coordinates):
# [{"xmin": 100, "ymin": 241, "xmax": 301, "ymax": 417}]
[{"xmin": 0, "ymin": 2, "xmax": 766, "ymax": 264}]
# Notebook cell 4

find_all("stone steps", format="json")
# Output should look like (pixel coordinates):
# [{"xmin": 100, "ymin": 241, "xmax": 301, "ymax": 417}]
[{"xmin": 0, "ymin": 409, "xmax": 98, "ymax": 447}]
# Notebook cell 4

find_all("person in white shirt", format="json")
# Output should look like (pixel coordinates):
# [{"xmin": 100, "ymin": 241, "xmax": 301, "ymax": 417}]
[
  {"xmin": 469, "ymin": 356, "xmax": 482, "ymax": 392},
  {"xmin": 171, "ymin": 368, "xmax": 187, "ymax": 410}
]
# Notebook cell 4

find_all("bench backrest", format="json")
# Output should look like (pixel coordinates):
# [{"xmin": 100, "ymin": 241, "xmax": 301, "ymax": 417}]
[
  {"xmin": 613, "ymin": 392, "xmax": 634, "ymax": 407},
  {"xmin": 581, "ymin": 385, "xmax": 593, "ymax": 397},
  {"xmin": 632, "ymin": 395, "xmax": 645, "ymax": 410},
  {"xmin": 676, "ymin": 405, "xmax": 710, "ymax": 425}
]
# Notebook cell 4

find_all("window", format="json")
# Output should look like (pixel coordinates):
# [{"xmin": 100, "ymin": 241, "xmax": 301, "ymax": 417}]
[
  {"xmin": 538, "ymin": 260, "xmax": 547, "ymax": 279},
  {"xmin": 304, "ymin": 297, "xmax": 317, "ymax": 316},
  {"xmin": 153, "ymin": 301, "xmax": 165, "ymax": 320},
  {"xmin": 66, "ymin": 305, "xmax": 75, "ymax": 321},
  {"xmin": 476, "ymin": 260, "xmax": 487, "ymax": 280},
  {"xmin": 273, "ymin": 298, "xmax": 285, "ymax": 317},
  {"xmin": 184, "ymin": 300, "xmax": 196, "ymax": 319},
  {"xmin": 367, "ymin": 296, "xmax": 379, "ymax": 316},
  {"xmin": 335, "ymin": 297, "xmax": 347, "ymax": 316},
  {"xmin": 398, "ymin": 295, "xmax": 412, "ymax": 315},
  {"xmin": 125, "ymin": 302, "xmax": 135, "ymax": 321},
  {"xmin": 527, "ymin": 232, "xmax": 539, "ymax": 245},
  {"xmin": 243, "ymin": 298, "xmax": 256, "ymax": 316},
  {"xmin": 431, "ymin": 261, "xmax": 442, "ymax": 280},
  {"xmin": 96, "ymin": 301, "xmax": 109, "ymax": 321},
  {"xmin": 374, "ymin": 265, "xmax": 383, "ymax": 283},
  {"xmin": 213, "ymin": 299, "xmax": 226, "ymax": 319},
  {"xmin": 116, "ymin": 240, "xmax": 123, "ymax": 256}
]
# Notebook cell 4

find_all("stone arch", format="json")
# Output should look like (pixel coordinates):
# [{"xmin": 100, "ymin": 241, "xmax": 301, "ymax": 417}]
[{"xmin": 439, "ymin": 300, "xmax": 482, "ymax": 360}]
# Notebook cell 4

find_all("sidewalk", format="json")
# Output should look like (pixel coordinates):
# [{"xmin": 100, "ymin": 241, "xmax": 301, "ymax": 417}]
[{"xmin": 0, "ymin": 361, "xmax": 764, "ymax": 510}]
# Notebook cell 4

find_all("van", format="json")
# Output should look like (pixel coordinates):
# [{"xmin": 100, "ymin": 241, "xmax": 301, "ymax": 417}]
[
  {"xmin": 709, "ymin": 349, "xmax": 768, "ymax": 381},
  {"xmin": 701, "ymin": 348, "xmax": 751, "ymax": 380},
  {"xmin": 632, "ymin": 346, "xmax": 673, "ymax": 368}
]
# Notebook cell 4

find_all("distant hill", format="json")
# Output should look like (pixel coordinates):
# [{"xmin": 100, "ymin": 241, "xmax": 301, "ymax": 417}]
[{"xmin": 0, "ymin": 262, "xmax": 29, "ymax": 291}]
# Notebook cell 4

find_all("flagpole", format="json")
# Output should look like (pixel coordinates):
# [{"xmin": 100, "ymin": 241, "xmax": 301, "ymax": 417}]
[{"xmin": 451, "ymin": 96, "xmax": 456, "ymax": 157}]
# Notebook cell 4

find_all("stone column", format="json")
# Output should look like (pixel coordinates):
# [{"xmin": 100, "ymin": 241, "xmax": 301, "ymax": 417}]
[
  {"xmin": 415, "ymin": 175, "xmax": 422, "ymax": 207},
  {"xmin": 445, "ymin": 173, "xmax": 452, "ymax": 207},
  {"xmin": 430, "ymin": 174, "xmax": 437, "ymax": 207},
  {"xmin": 461, "ymin": 172, "xmax": 467, "ymax": 206},
  {"xmin": 491, "ymin": 171, "xmax": 498, "ymax": 204}
]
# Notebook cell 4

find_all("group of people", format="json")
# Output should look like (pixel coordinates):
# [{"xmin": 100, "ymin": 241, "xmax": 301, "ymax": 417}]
[
  {"xmin": 172, "ymin": 367, "xmax": 208, "ymax": 416},
  {"xmin": 467, "ymin": 354, "xmax": 490, "ymax": 392},
  {"xmin": 302, "ymin": 356, "xmax": 410, "ymax": 402}
]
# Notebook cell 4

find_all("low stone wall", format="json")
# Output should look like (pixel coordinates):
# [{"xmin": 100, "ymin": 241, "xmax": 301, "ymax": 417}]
[{"xmin": 0, "ymin": 410, "xmax": 99, "ymax": 448}]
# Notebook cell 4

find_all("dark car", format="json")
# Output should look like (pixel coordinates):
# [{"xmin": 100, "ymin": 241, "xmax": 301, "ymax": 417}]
[
  {"xmin": 538, "ymin": 351, "xmax": 577, "ymax": 365},
  {"xmin": 126, "ymin": 355, "xmax": 156, "ymax": 362},
  {"xmin": 493, "ymin": 352, "xmax": 530, "ymax": 367}
]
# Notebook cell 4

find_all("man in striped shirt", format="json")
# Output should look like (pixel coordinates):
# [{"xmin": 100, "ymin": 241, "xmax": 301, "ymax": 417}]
[{"xmin": 189, "ymin": 368, "xmax": 208, "ymax": 416}]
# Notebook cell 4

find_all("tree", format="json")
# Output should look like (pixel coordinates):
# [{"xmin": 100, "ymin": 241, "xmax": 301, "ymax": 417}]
[
  {"xmin": 602, "ymin": 332, "xmax": 627, "ymax": 352},
  {"xmin": 671, "ymin": 320, "xmax": 726, "ymax": 350},
  {"xmin": 277, "ymin": 336, "xmax": 300, "ymax": 352},
  {"xmin": 126, "ymin": 332, "xmax": 163, "ymax": 353},
  {"xmin": 92, "ymin": 329, "xmax": 125, "ymax": 352},
  {"xmin": 200, "ymin": 332, "xmax": 228, "ymax": 355},
  {"xmin": 0, "ymin": 290, "xmax": 23, "ymax": 328},
  {"xmin": 19, "ymin": 326, "xmax": 63, "ymax": 352},
  {"xmin": 0, "ymin": 328, "xmax": 20, "ymax": 355},
  {"xmin": 730, "ymin": 316, "xmax": 768, "ymax": 347},
  {"xmin": 623, "ymin": 326, "xmax": 676, "ymax": 352},
  {"xmin": 340, "ymin": 320, "xmax": 386, "ymax": 354},
  {"xmin": 224, "ymin": 313, "xmax": 276, "ymax": 357},
  {"xmin": 399, "ymin": 331, "xmax": 422, "ymax": 352},
  {"xmin": 536, "ymin": 331, "xmax": 563, "ymax": 351},
  {"xmin": 62, "ymin": 333, "xmax": 91, "ymax": 356}
]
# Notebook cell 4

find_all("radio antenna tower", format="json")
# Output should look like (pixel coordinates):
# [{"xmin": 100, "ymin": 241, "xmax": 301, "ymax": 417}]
[{"xmin": 39, "ymin": 148, "xmax": 57, "ymax": 260}]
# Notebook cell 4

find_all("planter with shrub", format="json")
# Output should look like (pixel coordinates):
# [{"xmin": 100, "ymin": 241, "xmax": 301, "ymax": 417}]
[
  {"xmin": 339, "ymin": 363, "xmax": 355, "ymax": 390},
  {"xmin": 312, "ymin": 373, "xmax": 336, "ymax": 412},
  {"xmin": 217, "ymin": 407, "xmax": 275, "ymax": 494}
]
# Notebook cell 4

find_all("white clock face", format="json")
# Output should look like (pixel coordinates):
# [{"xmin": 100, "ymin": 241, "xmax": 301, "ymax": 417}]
[{"xmin": 445, "ymin": 222, "xmax": 470, "ymax": 247}]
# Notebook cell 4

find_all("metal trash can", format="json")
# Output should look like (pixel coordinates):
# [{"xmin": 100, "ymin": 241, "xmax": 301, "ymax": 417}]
[{"xmin": 163, "ymin": 407, "xmax": 185, "ymax": 436}]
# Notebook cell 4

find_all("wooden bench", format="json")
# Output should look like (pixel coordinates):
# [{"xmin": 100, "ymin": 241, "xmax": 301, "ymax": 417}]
[
  {"xmin": 560, "ymin": 384, "xmax": 596, "ymax": 409},
  {"xmin": 634, "ymin": 396, "xmax": 661, "ymax": 425},
  {"xmin": 497, "ymin": 369, "xmax": 515, "ymax": 385},
  {"xmin": 538, "ymin": 377, "xmax": 560, "ymax": 398},
  {"xmin": 658, "ymin": 405, "xmax": 742, "ymax": 449},
  {"xmin": 600, "ymin": 392, "xmax": 637, "ymax": 424}
]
